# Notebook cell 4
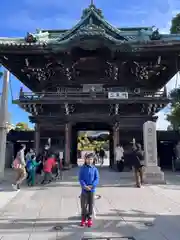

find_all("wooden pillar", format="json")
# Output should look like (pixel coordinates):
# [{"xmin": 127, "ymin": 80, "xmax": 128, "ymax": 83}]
[
  {"xmin": 0, "ymin": 70, "xmax": 9, "ymax": 179},
  {"xmin": 34, "ymin": 124, "xmax": 40, "ymax": 154},
  {"xmin": 65, "ymin": 123, "xmax": 71, "ymax": 166}
]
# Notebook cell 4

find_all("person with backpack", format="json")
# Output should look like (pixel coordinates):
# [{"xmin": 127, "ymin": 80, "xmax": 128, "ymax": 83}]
[
  {"xmin": 26, "ymin": 155, "xmax": 41, "ymax": 186},
  {"xmin": 79, "ymin": 153, "xmax": 99, "ymax": 227},
  {"xmin": 12, "ymin": 144, "xmax": 27, "ymax": 191}
]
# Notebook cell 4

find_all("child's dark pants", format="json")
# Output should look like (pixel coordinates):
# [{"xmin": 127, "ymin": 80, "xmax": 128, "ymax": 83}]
[
  {"xmin": 41, "ymin": 172, "xmax": 53, "ymax": 184},
  {"xmin": 80, "ymin": 191, "xmax": 94, "ymax": 220}
]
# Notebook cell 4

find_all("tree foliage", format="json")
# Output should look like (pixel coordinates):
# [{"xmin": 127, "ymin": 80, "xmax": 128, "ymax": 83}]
[
  {"xmin": 15, "ymin": 122, "xmax": 33, "ymax": 131},
  {"xmin": 170, "ymin": 13, "xmax": 180, "ymax": 34},
  {"xmin": 167, "ymin": 14, "xmax": 180, "ymax": 128},
  {"xmin": 167, "ymin": 88, "xmax": 180, "ymax": 129},
  {"xmin": 77, "ymin": 132, "xmax": 109, "ymax": 151}
]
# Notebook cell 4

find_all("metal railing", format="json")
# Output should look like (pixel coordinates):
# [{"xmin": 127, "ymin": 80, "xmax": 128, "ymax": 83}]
[{"xmin": 16, "ymin": 89, "xmax": 167, "ymax": 102}]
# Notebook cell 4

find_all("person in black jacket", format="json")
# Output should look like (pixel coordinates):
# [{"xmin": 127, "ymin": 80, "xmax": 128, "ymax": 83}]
[
  {"xmin": 99, "ymin": 148, "xmax": 105, "ymax": 166},
  {"xmin": 132, "ymin": 144, "xmax": 144, "ymax": 188},
  {"xmin": 125, "ymin": 144, "xmax": 144, "ymax": 188}
]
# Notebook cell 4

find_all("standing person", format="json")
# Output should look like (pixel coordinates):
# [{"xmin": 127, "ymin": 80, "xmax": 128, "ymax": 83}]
[
  {"xmin": 128, "ymin": 145, "xmax": 144, "ymax": 188},
  {"xmin": 99, "ymin": 148, "xmax": 105, "ymax": 166},
  {"xmin": 41, "ymin": 154, "xmax": 56, "ymax": 184},
  {"xmin": 115, "ymin": 144, "xmax": 124, "ymax": 172},
  {"xmin": 79, "ymin": 153, "xmax": 99, "ymax": 227},
  {"xmin": 12, "ymin": 144, "xmax": 27, "ymax": 191}
]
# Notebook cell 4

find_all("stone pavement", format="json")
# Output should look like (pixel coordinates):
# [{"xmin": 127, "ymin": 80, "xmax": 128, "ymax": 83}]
[
  {"xmin": 0, "ymin": 169, "xmax": 20, "ymax": 212},
  {"xmin": 0, "ymin": 168, "xmax": 180, "ymax": 239}
]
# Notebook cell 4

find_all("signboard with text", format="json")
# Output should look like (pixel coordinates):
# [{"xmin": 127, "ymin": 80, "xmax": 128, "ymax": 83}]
[{"xmin": 108, "ymin": 92, "xmax": 128, "ymax": 99}]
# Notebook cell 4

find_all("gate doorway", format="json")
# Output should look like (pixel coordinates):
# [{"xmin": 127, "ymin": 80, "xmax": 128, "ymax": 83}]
[{"xmin": 71, "ymin": 122, "xmax": 114, "ymax": 166}]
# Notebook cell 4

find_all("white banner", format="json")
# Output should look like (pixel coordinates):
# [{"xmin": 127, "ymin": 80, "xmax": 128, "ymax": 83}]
[{"xmin": 108, "ymin": 92, "xmax": 128, "ymax": 99}]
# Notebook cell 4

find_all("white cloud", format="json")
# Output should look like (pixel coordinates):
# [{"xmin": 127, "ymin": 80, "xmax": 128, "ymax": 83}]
[
  {"xmin": 1, "ymin": 10, "xmax": 77, "ymax": 32},
  {"xmin": 156, "ymin": 110, "xmax": 169, "ymax": 130}
]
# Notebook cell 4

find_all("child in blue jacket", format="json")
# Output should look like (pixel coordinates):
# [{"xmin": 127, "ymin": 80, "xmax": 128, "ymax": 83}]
[
  {"xmin": 26, "ymin": 155, "xmax": 41, "ymax": 186},
  {"xmin": 79, "ymin": 153, "xmax": 99, "ymax": 227}
]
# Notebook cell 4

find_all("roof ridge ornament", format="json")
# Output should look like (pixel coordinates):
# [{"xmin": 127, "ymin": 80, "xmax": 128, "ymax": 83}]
[{"xmin": 81, "ymin": 1, "xmax": 104, "ymax": 19}]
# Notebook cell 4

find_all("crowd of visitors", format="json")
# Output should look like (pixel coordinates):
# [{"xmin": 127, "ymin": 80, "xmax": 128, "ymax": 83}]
[{"xmin": 12, "ymin": 144, "xmax": 63, "ymax": 191}]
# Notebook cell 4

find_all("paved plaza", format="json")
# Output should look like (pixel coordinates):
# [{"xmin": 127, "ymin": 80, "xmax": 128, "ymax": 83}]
[{"xmin": 0, "ymin": 168, "xmax": 180, "ymax": 240}]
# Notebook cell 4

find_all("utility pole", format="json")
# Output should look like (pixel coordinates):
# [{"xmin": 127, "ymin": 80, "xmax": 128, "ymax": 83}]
[{"xmin": 0, "ymin": 70, "xmax": 9, "ymax": 179}]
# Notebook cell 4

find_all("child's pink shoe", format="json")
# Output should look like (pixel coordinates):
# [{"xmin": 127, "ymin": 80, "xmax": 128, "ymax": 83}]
[
  {"xmin": 87, "ymin": 218, "xmax": 93, "ymax": 227},
  {"xmin": 80, "ymin": 218, "xmax": 86, "ymax": 227}
]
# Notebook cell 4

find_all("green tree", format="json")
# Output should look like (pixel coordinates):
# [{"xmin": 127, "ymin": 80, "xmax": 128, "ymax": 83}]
[
  {"xmin": 167, "ymin": 88, "xmax": 180, "ymax": 129},
  {"xmin": 168, "ymin": 13, "xmax": 180, "ymax": 127},
  {"xmin": 170, "ymin": 13, "xmax": 180, "ymax": 34},
  {"xmin": 167, "ymin": 125, "xmax": 173, "ymax": 131},
  {"xmin": 15, "ymin": 122, "xmax": 32, "ymax": 131}
]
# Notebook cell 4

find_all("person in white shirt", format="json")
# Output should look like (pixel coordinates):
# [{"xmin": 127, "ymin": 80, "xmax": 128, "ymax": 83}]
[{"xmin": 115, "ymin": 144, "xmax": 124, "ymax": 172}]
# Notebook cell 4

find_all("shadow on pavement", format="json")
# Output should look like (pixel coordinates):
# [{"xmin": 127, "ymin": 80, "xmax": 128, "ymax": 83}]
[{"xmin": 0, "ymin": 211, "xmax": 179, "ymax": 239}]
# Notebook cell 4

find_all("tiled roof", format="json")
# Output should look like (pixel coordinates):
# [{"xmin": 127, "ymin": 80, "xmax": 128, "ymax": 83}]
[{"xmin": 0, "ymin": 4, "xmax": 180, "ymax": 48}]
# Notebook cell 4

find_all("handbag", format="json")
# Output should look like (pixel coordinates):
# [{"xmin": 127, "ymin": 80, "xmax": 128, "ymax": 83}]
[{"xmin": 12, "ymin": 158, "xmax": 21, "ymax": 169}]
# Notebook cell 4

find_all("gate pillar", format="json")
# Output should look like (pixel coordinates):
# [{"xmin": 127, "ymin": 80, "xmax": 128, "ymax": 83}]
[
  {"xmin": 64, "ymin": 122, "xmax": 72, "ymax": 167},
  {"xmin": 34, "ymin": 124, "xmax": 40, "ymax": 154}
]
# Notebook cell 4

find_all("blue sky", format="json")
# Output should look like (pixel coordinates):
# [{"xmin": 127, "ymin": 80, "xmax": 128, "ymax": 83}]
[{"xmin": 0, "ymin": 0, "xmax": 180, "ymax": 129}]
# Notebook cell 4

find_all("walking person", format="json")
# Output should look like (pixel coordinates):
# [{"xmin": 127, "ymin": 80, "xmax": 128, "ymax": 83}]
[
  {"xmin": 115, "ymin": 144, "xmax": 124, "ymax": 172},
  {"xmin": 41, "ymin": 154, "xmax": 56, "ymax": 184},
  {"xmin": 79, "ymin": 153, "xmax": 99, "ymax": 227},
  {"xmin": 12, "ymin": 144, "xmax": 27, "ymax": 191},
  {"xmin": 99, "ymin": 148, "xmax": 105, "ymax": 166},
  {"xmin": 26, "ymin": 155, "xmax": 41, "ymax": 186},
  {"xmin": 129, "ymin": 144, "xmax": 144, "ymax": 188}
]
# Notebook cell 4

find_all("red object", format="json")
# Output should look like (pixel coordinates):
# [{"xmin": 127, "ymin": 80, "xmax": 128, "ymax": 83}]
[
  {"xmin": 87, "ymin": 219, "xmax": 92, "ymax": 227},
  {"xmin": 43, "ymin": 157, "xmax": 56, "ymax": 173},
  {"xmin": 80, "ymin": 218, "xmax": 86, "ymax": 227}
]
